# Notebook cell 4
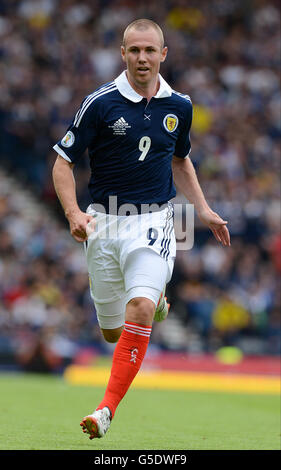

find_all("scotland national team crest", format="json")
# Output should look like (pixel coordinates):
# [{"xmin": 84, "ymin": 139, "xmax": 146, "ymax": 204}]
[
  {"xmin": 163, "ymin": 114, "xmax": 179, "ymax": 133},
  {"xmin": 61, "ymin": 130, "xmax": 75, "ymax": 147}
]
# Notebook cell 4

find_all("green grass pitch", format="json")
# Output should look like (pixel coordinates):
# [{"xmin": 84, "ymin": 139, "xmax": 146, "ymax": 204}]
[{"xmin": 0, "ymin": 372, "xmax": 279, "ymax": 450}]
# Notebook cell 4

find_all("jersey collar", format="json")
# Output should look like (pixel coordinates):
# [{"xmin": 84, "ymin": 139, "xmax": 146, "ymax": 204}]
[{"xmin": 115, "ymin": 70, "xmax": 172, "ymax": 102}]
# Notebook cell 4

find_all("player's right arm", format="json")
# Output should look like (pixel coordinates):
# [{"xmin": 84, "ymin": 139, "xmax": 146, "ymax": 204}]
[
  {"xmin": 52, "ymin": 93, "xmax": 100, "ymax": 242},
  {"xmin": 52, "ymin": 155, "xmax": 94, "ymax": 242}
]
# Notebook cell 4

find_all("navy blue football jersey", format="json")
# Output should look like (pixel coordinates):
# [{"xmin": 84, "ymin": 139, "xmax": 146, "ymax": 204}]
[{"xmin": 53, "ymin": 71, "xmax": 192, "ymax": 209}]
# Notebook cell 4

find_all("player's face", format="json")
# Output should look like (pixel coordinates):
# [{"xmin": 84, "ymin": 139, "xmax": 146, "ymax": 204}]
[{"xmin": 121, "ymin": 27, "xmax": 167, "ymax": 88}]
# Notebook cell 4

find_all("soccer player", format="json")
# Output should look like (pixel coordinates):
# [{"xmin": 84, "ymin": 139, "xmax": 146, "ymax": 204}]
[{"xmin": 52, "ymin": 19, "xmax": 230, "ymax": 439}]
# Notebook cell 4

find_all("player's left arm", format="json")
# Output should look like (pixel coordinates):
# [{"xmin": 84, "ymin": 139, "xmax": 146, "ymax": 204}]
[{"xmin": 172, "ymin": 155, "xmax": 231, "ymax": 246}]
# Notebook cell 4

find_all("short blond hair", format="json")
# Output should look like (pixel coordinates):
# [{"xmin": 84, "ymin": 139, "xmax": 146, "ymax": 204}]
[{"xmin": 122, "ymin": 19, "xmax": 164, "ymax": 49}]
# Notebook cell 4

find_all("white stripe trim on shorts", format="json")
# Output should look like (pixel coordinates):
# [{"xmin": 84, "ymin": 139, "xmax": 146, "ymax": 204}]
[{"xmin": 160, "ymin": 204, "xmax": 174, "ymax": 260}]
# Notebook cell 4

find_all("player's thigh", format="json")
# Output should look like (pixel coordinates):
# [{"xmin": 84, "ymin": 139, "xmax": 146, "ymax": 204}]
[
  {"xmin": 95, "ymin": 297, "xmax": 126, "ymax": 332},
  {"xmin": 119, "ymin": 207, "xmax": 176, "ymax": 295},
  {"xmin": 86, "ymin": 238, "xmax": 124, "ymax": 304},
  {"xmin": 85, "ymin": 238, "xmax": 127, "ymax": 330},
  {"xmin": 123, "ymin": 248, "xmax": 170, "ymax": 307}
]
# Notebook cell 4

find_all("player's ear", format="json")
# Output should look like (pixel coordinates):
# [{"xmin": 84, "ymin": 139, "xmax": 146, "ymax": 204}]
[
  {"xmin": 121, "ymin": 46, "xmax": 126, "ymax": 63},
  {"xmin": 160, "ymin": 46, "xmax": 168, "ymax": 63}
]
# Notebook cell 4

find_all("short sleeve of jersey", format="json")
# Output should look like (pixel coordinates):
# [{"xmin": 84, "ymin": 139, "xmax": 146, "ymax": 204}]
[
  {"xmin": 53, "ymin": 96, "xmax": 99, "ymax": 164},
  {"xmin": 174, "ymin": 100, "xmax": 193, "ymax": 159}
]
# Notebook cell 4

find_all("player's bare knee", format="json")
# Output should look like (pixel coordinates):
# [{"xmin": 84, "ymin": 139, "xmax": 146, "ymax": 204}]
[{"xmin": 126, "ymin": 297, "xmax": 155, "ymax": 325}]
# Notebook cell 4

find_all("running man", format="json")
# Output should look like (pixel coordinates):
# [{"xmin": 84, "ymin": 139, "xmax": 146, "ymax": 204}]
[{"xmin": 52, "ymin": 19, "xmax": 230, "ymax": 440}]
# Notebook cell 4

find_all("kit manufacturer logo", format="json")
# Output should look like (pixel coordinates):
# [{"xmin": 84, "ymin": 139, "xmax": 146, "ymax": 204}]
[{"xmin": 109, "ymin": 117, "xmax": 131, "ymax": 135}]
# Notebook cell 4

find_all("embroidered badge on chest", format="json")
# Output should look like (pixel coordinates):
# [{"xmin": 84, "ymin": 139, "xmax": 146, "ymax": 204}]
[
  {"xmin": 163, "ymin": 114, "xmax": 179, "ymax": 133},
  {"xmin": 108, "ymin": 116, "xmax": 131, "ymax": 135}
]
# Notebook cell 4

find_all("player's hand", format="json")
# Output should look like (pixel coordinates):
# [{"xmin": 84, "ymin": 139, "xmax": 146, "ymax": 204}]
[
  {"xmin": 67, "ymin": 210, "xmax": 96, "ymax": 243},
  {"xmin": 197, "ymin": 208, "xmax": 231, "ymax": 247}
]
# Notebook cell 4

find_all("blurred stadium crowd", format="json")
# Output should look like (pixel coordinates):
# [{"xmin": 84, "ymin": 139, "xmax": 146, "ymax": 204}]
[{"xmin": 0, "ymin": 0, "xmax": 280, "ymax": 371}]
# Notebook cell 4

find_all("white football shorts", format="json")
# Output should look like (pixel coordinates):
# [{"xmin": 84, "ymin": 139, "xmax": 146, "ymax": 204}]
[{"xmin": 84, "ymin": 203, "xmax": 176, "ymax": 329}]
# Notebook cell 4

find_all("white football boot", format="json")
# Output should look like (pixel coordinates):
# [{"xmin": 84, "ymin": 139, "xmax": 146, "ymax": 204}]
[
  {"xmin": 80, "ymin": 407, "xmax": 112, "ymax": 439},
  {"xmin": 154, "ymin": 288, "xmax": 170, "ymax": 322}
]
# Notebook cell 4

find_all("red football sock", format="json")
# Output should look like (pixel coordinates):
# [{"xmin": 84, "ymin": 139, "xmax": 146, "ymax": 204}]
[{"xmin": 97, "ymin": 321, "xmax": 152, "ymax": 418}]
